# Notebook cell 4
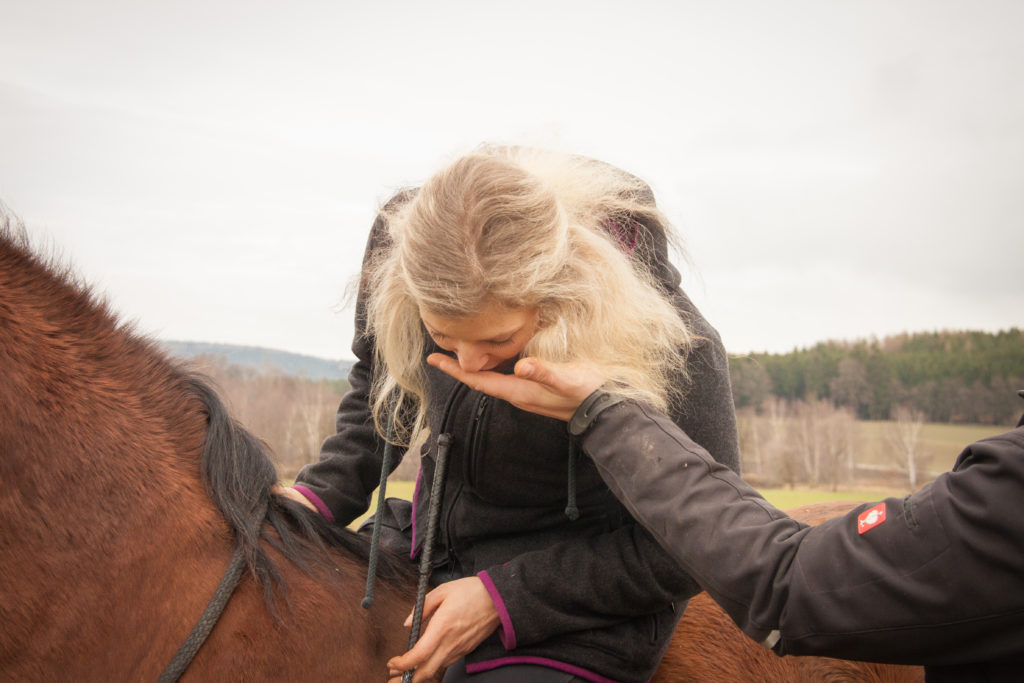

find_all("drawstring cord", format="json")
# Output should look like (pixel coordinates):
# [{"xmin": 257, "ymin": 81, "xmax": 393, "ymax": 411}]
[
  {"xmin": 403, "ymin": 433, "xmax": 452, "ymax": 683},
  {"xmin": 362, "ymin": 411, "xmax": 397, "ymax": 609},
  {"xmin": 565, "ymin": 437, "xmax": 580, "ymax": 521},
  {"xmin": 367, "ymin": 398, "xmax": 580, "ymax": 678}
]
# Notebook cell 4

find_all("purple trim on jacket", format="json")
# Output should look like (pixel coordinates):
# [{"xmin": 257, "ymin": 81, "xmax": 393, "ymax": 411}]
[
  {"xmin": 291, "ymin": 485, "xmax": 335, "ymax": 523},
  {"xmin": 477, "ymin": 570, "xmax": 516, "ymax": 649},
  {"xmin": 464, "ymin": 655, "xmax": 619, "ymax": 683}
]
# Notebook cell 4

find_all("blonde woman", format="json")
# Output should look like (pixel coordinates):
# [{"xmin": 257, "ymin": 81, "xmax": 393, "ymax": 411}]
[{"xmin": 281, "ymin": 146, "xmax": 740, "ymax": 683}]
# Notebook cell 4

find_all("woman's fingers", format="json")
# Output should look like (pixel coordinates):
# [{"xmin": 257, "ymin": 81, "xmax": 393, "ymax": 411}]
[
  {"xmin": 514, "ymin": 357, "xmax": 603, "ymax": 401},
  {"xmin": 387, "ymin": 630, "xmax": 442, "ymax": 682},
  {"xmin": 425, "ymin": 353, "xmax": 518, "ymax": 396},
  {"xmin": 388, "ymin": 578, "xmax": 500, "ymax": 682}
]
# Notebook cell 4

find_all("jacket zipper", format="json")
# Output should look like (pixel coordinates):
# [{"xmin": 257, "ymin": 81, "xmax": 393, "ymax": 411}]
[
  {"xmin": 440, "ymin": 392, "xmax": 488, "ymax": 572},
  {"xmin": 464, "ymin": 394, "xmax": 490, "ymax": 486},
  {"xmin": 429, "ymin": 381, "xmax": 472, "ymax": 573}
]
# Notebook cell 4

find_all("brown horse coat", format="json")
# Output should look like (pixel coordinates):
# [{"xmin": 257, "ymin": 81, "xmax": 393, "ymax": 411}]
[
  {"xmin": 0, "ymin": 225, "xmax": 415, "ymax": 679},
  {"xmin": 0, "ymin": 223, "xmax": 922, "ymax": 681}
]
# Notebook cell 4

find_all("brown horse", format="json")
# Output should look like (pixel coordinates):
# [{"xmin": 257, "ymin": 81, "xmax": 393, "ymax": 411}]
[
  {"xmin": 0, "ymin": 222, "xmax": 922, "ymax": 681},
  {"xmin": 0, "ymin": 223, "xmax": 416, "ymax": 679}
]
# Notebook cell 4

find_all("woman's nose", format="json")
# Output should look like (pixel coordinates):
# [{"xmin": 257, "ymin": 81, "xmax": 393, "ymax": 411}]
[{"xmin": 455, "ymin": 345, "xmax": 490, "ymax": 372}]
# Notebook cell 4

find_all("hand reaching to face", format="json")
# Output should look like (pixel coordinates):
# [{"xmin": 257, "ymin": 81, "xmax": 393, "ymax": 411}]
[
  {"xmin": 426, "ymin": 354, "xmax": 605, "ymax": 422},
  {"xmin": 386, "ymin": 577, "xmax": 501, "ymax": 682}
]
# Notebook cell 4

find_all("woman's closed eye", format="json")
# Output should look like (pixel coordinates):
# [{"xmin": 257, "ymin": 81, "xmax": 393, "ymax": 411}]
[{"xmin": 428, "ymin": 329, "xmax": 514, "ymax": 347}]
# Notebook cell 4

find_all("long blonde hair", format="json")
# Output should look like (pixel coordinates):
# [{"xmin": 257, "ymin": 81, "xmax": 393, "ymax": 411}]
[{"xmin": 365, "ymin": 146, "xmax": 694, "ymax": 443}]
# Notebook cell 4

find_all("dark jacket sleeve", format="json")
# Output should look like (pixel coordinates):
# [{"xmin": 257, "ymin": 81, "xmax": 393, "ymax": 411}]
[
  {"xmin": 577, "ymin": 399, "xmax": 1024, "ymax": 666},
  {"xmin": 292, "ymin": 214, "xmax": 395, "ymax": 526}
]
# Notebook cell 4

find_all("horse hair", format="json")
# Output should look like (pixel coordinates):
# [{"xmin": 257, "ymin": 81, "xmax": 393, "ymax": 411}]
[
  {"xmin": 1, "ymin": 213, "xmax": 409, "ymax": 614},
  {"xmin": 191, "ymin": 371, "xmax": 410, "ymax": 609},
  {"xmin": 190, "ymin": 371, "xmax": 409, "ymax": 605}
]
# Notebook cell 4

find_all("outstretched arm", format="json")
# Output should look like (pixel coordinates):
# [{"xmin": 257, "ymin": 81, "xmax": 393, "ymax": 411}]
[{"xmin": 428, "ymin": 354, "xmax": 1024, "ymax": 666}]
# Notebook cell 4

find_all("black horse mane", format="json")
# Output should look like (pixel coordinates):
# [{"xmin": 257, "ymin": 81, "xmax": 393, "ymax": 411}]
[
  {"xmin": 1, "ymin": 211, "xmax": 409, "ymax": 611},
  {"xmin": 187, "ymin": 372, "xmax": 411, "ymax": 607}
]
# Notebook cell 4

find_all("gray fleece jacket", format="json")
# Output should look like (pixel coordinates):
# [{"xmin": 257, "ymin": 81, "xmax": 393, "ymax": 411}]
[{"xmin": 295, "ymin": 187, "xmax": 740, "ymax": 682}]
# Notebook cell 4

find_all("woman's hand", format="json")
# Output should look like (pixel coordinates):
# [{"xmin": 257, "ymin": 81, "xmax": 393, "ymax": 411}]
[
  {"xmin": 386, "ymin": 577, "xmax": 500, "ymax": 682},
  {"xmin": 426, "ymin": 354, "xmax": 605, "ymax": 422}
]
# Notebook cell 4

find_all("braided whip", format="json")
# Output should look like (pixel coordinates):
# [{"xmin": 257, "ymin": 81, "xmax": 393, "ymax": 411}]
[
  {"xmin": 362, "ymin": 410, "xmax": 397, "ymax": 609},
  {"xmin": 402, "ymin": 433, "xmax": 452, "ymax": 683}
]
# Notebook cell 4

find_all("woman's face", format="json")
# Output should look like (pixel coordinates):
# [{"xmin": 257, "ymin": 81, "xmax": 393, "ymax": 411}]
[{"xmin": 419, "ymin": 301, "xmax": 538, "ymax": 373}]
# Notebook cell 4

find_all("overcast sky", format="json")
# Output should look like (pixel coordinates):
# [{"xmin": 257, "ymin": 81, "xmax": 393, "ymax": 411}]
[{"xmin": 2, "ymin": 0, "xmax": 1021, "ymax": 361}]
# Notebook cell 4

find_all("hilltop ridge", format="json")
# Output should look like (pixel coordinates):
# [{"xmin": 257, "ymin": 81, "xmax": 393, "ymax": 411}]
[{"xmin": 162, "ymin": 340, "xmax": 353, "ymax": 381}]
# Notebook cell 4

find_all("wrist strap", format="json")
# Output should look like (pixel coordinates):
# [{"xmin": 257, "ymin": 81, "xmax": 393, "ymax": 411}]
[{"xmin": 568, "ymin": 389, "xmax": 626, "ymax": 436}]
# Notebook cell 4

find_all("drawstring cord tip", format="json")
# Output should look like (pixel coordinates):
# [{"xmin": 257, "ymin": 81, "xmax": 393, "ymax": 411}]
[{"xmin": 565, "ymin": 437, "xmax": 580, "ymax": 521}]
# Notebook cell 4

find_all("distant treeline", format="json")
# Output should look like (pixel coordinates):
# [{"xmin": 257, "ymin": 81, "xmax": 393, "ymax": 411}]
[{"xmin": 730, "ymin": 329, "xmax": 1024, "ymax": 425}]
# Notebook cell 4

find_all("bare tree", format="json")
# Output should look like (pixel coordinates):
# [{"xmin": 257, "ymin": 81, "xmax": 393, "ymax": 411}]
[
  {"xmin": 819, "ymin": 403, "xmax": 857, "ymax": 491},
  {"xmin": 186, "ymin": 355, "xmax": 343, "ymax": 479},
  {"xmin": 791, "ymin": 401, "xmax": 821, "ymax": 485},
  {"xmin": 790, "ymin": 400, "xmax": 857, "ymax": 490},
  {"xmin": 735, "ymin": 407, "xmax": 761, "ymax": 474},
  {"xmin": 285, "ymin": 378, "xmax": 339, "ymax": 474},
  {"xmin": 886, "ymin": 405, "xmax": 928, "ymax": 490},
  {"xmin": 738, "ymin": 397, "xmax": 794, "ymax": 485}
]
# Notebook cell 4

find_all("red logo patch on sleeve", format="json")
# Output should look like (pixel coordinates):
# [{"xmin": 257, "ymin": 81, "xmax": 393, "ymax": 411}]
[{"xmin": 857, "ymin": 503, "xmax": 887, "ymax": 534}]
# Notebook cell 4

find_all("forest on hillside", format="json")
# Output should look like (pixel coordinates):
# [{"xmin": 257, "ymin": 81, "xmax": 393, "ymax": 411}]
[
  {"xmin": 729, "ymin": 328, "xmax": 1023, "ymax": 425},
  {"xmin": 183, "ymin": 328, "xmax": 1021, "ymax": 491}
]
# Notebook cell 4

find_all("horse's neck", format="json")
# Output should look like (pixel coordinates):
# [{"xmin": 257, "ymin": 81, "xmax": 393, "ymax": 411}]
[
  {"xmin": 0, "ymin": 397, "xmax": 233, "ymax": 675},
  {"xmin": 1, "ymin": 235, "xmax": 206, "ymax": 498},
  {"xmin": 1, "ymin": 236, "xmax": 234, "ymax": 673}
]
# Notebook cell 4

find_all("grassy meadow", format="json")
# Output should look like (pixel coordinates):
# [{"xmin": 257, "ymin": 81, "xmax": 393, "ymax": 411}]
[{"xmin": 849, "ymin": 420, "xmax": 1003, "ymax": 473}]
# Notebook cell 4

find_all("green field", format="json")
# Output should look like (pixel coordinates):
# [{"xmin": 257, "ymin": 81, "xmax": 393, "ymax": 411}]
[
  {"xmin": 855, "ymin": 420, "xmax": 1004, "ymax": 472},
  {"xmin": 758, "ymin": 487, "xmax": 905, "ymax": 509},
  {"xmin": 350, "ymin": 481, "xmax": 418, "ymax": 530}
]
